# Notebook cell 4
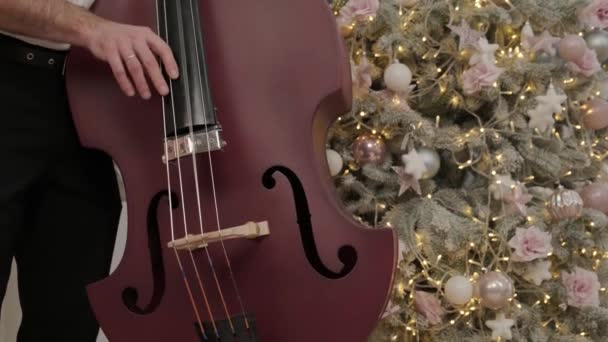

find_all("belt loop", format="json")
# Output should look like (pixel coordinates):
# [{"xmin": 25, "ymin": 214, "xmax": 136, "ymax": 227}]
[{"xmin": 62, "ymin": 55, "xmax": 68, "ymax": 76}]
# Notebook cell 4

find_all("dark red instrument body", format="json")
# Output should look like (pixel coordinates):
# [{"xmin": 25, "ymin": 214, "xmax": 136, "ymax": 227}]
[{"xmin": 65, "ymin": 0, "xmax": 396, "ymax": 341}]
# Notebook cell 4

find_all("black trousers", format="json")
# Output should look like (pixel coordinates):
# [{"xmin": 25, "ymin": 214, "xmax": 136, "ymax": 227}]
[{"xmin": 0, "ymin": 40, "xmax": 122, "ymax": 341}]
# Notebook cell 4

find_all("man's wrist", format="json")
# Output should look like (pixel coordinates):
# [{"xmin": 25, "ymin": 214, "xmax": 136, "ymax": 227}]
[{"xmin": 65, "ymin": 8, "xmax": 104, "ymax": 48}]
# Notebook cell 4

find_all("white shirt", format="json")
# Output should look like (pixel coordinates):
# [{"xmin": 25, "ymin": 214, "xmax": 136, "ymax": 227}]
[{"xmin": 2, "ymin": 0, "xmax": 96, "ymax": 50}]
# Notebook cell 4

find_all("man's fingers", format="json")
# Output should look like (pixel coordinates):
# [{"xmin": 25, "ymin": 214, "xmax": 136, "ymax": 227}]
[
  {"xmin": 107, "ymin": 47, "xmax": 135, "ymax": 97},
  {"xmin": 94, "ymin": 24, "xmax": 178, "ymax": 99},
  {"xmin": 134, "ymin": 40, "xmax": 169, "ymax": 96},
  {"xmin": 119, "ymin": 42, "xmax": 151, "ymax": 99},
  {"xmin": 146, "ymin": 34, "xmax": 179, "ymax": 79}
]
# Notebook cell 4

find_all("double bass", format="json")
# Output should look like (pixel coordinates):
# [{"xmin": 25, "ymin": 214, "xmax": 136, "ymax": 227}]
[{"xmin": 65, "ymin": 0, "xmax": 396, "ymax": 340}]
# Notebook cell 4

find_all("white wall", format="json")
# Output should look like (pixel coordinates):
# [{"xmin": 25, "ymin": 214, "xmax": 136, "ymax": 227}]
[
  {"xmin": 0, "ymin": 260, "xmax": 21, "ymax": 342},
  {"xmin": 0, "ymin": 202, "xmax": 128, "ymax": 342}
]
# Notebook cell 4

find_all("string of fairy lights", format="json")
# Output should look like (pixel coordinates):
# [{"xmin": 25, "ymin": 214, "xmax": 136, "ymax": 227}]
[
  {"xmin": 330, "ymin": 0, "xmax": 608, "ymax": 340},
  {"xmin": 335, "ymin": 1, "xmax": 608, "ymax": 185}
]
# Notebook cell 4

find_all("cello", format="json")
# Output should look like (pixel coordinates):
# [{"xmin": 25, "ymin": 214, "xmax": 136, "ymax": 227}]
[{"xmin": 65, "ymin": 0, "xmax": 396, "ymax": 340}]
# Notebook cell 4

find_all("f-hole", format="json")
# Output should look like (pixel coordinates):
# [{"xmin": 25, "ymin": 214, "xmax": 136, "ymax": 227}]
[
  {"xmin": 262, "ymin": 166, "xmax": 357, "ymax": 279},
  {"xmin": 122, "ymin": 190, "xmax": 177, "ymax": 314}
]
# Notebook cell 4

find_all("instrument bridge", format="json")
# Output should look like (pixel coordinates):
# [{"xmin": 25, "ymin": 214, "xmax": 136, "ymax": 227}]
[{"xmin": 168, "ymin": 221, "xmax": 270, "ymax": 251}]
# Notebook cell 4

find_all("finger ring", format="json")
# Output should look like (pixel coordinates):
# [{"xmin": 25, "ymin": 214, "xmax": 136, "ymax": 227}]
[{"xmin": 126, "ymin": 54, "xmax": 136, "ymax": 59}]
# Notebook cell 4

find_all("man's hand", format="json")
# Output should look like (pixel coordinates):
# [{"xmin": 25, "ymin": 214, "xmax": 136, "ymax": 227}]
[
  {"xmin": 84, "ymin": 20, "xmax": 179, "ymax": 99},
  {"xmin": 0, "ymin": 0, "xmax": 179, "ymax": 99}
]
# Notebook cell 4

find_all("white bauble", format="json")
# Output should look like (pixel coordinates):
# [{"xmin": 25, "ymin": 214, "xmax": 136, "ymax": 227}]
[
  {"xmin": 418, "ymin": 147, "xmax": 441, "ymax": 179},
  {"xmin": 384, "ymin": 62, "xmax": 412, "ymax": 93},
  {"xmin": 326, "ymin": 149, "xmax": 343, "ymax": 176},
  {"xmin": 444, "ymin": 275, "xmax": 473, "ymax": 306}
]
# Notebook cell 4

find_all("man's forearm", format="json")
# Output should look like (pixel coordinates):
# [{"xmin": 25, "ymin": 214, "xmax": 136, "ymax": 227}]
[{"xmin": 0, "ymin": 0, "xmax": 102, "ymax": 47}]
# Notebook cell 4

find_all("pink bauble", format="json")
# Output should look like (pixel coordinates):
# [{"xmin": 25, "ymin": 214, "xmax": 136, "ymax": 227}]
[
  {"xmin": 580, "ymin": 182, "xmax": 608, "ymax": 214},
  {"xmin": 352, "ymin": 134, "xmax": 386, "ymax": 165},
  {"xmin": 559, "ymin": 35, "xmax": 587, "ymax": 62},
  {"xmin": 582, "ymin": 98, "xmax": 608, "ymax": 130},
  {"xmin": 474, "ymin": 272, "xmax": 514, "ymax": 310}
]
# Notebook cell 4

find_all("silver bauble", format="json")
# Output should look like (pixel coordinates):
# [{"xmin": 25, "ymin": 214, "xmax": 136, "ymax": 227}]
[
  {"xmin": 532, "ymin": 51, "xmax": 555, "ymax": 64},
  {"xmin": 585, "ymin": 29, "xmax": 608, "ymax": 63},
  {"xmin": 475, "ymin": 271, "xmax": 514, "ymax": 310},
  {"xmin": 599, "ymin": 160, "xmax": 608, "ymax": 180},
  {"xmin": 418, "ymin": 147, "xmax": 441, "ymax": 179},
  {"xmin": 547, "ymin": 186, "xmax": 583, "ymax": 221},
  {"xmin": 598, "ymin": 79, "xmax": 608, "ymax": 99}
]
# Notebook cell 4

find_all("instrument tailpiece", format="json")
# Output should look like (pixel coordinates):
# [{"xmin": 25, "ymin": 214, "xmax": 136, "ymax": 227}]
[{"xmin": 195, "ymin": 314, "xmax": 257, "ymax": 342}]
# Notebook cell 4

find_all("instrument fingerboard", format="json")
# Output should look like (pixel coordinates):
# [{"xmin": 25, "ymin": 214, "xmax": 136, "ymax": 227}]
[{"xmin": 157, "ymin": 0, "xmax": 219, "ymax": 138}]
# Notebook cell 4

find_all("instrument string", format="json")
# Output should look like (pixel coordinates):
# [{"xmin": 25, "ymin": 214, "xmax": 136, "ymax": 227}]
[
  {"xmin": 186, "ymin": 0, "xmax": 250, "ymax": 331},
  {"xmin": 157, "ymin": 0, "xmax": 214, "ymax": 338},
  {"xmin": 189, "ymin": 0, "xmax": 249, "ymax": 333},
  {"xmin": 164, "ymin": 0, "xmax": 221, "ymax": 336},
  {"xmin": 174, "ymin": 250, "xmax": 207, "ymax": 339},
  {"xmin": 182, "ymin": 0, "xmax": 236, "ymax": 334}
]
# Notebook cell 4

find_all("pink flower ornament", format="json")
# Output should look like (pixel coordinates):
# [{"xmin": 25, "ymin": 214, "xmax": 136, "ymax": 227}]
[
  {"xmin": 338, "ymin": 0, "xmax": 380, "ymax": 25},
  {"xmin": 351, "ymin": 56, "xmax": 373, "ymax": 97},
  {"xmin": 508, "ymin": 226, "xmax": 553, "ymax": 262},
  {"xmin": 414, "ymin": 291, "xmax": 444, "ymax": 325},
  {"xmin": 503, "ymin": 183, "xmax": 533, "ymax": 216},
  {"xmin": 562, "ymin": 267, "xmax": 601, "ymax": 308},
  {"xmin": 567, "ymin": 47, "xmax": 602, "ymax": 77},
  {"xmin": 462, "ymin": 61, "xmax": 503, "ymax": 95},
  {"xmin": 381, "ymin": 299, "xmax": 402, "ymax": 319},
  {"xmin": 579, "ymin": 0, "xmax": 608, "ymax": 29}
]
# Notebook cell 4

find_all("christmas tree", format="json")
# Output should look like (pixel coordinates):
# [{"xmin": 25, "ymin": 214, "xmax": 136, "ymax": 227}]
[{"xmin": 327, "ymin": 0, "xmax": 608, "ymax": 340}]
